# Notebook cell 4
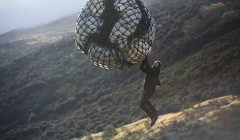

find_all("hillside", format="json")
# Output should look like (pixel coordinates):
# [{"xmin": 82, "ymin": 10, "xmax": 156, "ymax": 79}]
[
  {"xmin": 78, "ymin": 95, "xmax": 240, "ymax": 140},
  {"xmin": 0, "ymin": 15, "xmax": 76, "ymax": 66},
  {"xmin": 0, "ymin": 14, "xmax": 75, "ymax": 43},
  {"xmin": 0, "ymin": 0, "xmax": 240, "ymax": 139}
]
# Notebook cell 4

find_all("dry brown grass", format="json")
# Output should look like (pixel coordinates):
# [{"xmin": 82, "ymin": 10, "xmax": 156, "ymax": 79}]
[{"xmin": 75, "ymin": 95, "xmax": 239, "ymax": 140}]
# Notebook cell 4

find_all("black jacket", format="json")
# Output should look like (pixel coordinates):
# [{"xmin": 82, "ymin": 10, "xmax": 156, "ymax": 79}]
[{"xmin": 140, "ymin": 58, "xmax": 161, "ymax": 87}]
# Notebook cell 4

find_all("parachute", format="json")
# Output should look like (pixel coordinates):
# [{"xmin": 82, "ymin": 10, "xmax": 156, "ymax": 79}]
[{"xmin": 75, "ymin": 0, "xmax": 155, "ymax": 70}]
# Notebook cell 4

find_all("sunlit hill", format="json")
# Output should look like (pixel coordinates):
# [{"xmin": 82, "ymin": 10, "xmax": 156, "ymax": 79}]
[{"xmin": 0, "ymin": 0, "xmax": 239, "ymax": 139}]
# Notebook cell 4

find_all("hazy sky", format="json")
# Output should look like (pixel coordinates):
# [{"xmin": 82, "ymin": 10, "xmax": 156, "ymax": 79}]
[{"xmin": 0, "ymin": 0, "xmax": 88, "ymax": 34}]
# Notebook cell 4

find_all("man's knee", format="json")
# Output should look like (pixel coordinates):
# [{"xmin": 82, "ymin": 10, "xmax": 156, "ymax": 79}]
[
  {"xmin": 140, "ymin": 98, "xmax": 148, "ymax": 108},
  {"xmin": 140, "ymin": 101, "xmax": 145, "ymax": 108}
]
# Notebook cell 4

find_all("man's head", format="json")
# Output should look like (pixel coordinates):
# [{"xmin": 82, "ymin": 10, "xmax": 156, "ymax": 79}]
[{"xmin": 152, "ymin": 60, "xmax": 162, "ymax": 69}]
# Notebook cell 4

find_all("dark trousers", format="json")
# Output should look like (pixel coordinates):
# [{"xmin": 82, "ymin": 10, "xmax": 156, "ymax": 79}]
[{"xmin": 140, "ymin": 85, "xmax": 157, "ymax": 119}]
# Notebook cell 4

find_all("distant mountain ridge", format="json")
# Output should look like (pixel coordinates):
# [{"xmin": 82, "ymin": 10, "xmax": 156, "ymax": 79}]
[
  {"xmin": 0, "ymin": 14, "xmax": 76, "ymax": 43},
  {"xmin": 0, "ymin": 14, "xmax": 76, "ymax": 66},
  {"xmin": 0, "ymin": 0, "xmax": 240, "ymax": 139}
]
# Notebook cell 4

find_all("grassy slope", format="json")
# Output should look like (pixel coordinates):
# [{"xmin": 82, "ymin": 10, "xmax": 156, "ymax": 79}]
[
  {"xmin": 0, "ymin": 0, "xmax": 240, "ymax": 139},
  {"xmin": 153, "ymin": 27, "xmax": 240, "ymax": 114},
  {"xmin": 79, "ymin": 26, "xmax": 240, "ymax": 139},
  {"xmin": 79, "ymin": 95, "xmax": 240, "ymax": 140},
  {"xmin": 0, "ymin": 35, "xmax": 143, "ymax": 139}
]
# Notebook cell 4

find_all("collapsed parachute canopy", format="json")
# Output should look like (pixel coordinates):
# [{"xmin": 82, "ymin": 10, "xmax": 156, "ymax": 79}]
[{"xmin": 75, "ymin": 0, "xmax": 155, "ymax": 70}]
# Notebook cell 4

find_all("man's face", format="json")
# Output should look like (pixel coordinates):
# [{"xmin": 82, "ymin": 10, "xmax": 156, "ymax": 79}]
[{"xmin": 152, "ymin": 61, "xmax": 159, "ymax": 68}]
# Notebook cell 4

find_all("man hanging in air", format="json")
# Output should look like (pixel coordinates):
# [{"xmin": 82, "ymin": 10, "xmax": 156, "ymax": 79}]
[{"xmin": 140, "ymin": 56, "xmax": 162, "ymax": 126}]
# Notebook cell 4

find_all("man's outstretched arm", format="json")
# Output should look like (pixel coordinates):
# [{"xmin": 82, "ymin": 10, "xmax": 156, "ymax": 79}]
[{"xmin": 140, "ymin": 56, "xmax": 151, "ymax": 73}]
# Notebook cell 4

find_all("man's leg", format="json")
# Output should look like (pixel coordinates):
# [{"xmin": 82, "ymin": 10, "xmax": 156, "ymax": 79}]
[
  {"xmin": 145, "ymin": 86, "xmax": 157, "ymax": 115},
  {"xmin": 140, "ymin": 89, "xmax": 154, "ymax": 119},
  {"xmin": 144, "ymin": 86, "xmax": 159, "ymax": 126},
  {"xmin": 145, "ymin": 99, "xmax": 157, "ymax": 117},
  {"xmin": 140, "ymin": 86, "xmax": 157, "ymax": 119}
]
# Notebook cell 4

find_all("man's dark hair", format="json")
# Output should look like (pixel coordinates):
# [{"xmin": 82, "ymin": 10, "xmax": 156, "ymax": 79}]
[{"xmin": 156, "ymin": 60, "xmax": 162, "ymax": 69}]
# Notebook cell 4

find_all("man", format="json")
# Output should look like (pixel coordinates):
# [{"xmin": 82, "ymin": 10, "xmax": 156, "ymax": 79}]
[{"xmin": 140, "ymin": 56, "xmax": 162, "ymax": 126}]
